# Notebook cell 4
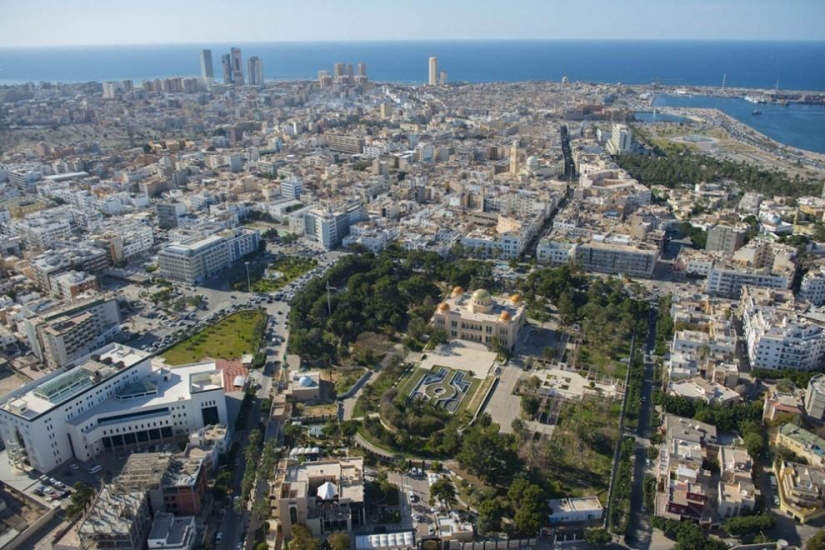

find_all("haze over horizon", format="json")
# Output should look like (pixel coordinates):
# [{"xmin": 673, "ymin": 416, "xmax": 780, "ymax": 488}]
[{"xmin": 0, "ymin": 0, "xmax": 823, "ymax": 47}]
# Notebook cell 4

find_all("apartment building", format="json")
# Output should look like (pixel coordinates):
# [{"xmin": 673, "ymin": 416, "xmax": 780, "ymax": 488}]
[
  {"xmin": 706, "ymin": 224, "xmax": 747, "ymax": 255},
  {"xmin": 717, "ymin": 446, "xmax": 756, "ymax": 519},
  {"xmin": 0, "ymin": 345, "xmax": 228, "ymax": 473},
  {"xmin": 303, "ymin": 204, "xmax": 366, "ymax": 250},
  {"xmin": 117, "ymin": 452, "xmax": 210, "ymax": 516},
  {"xmin": 31, "ymin": 247, "xmax": 110, "ymax": 291},
  {"xmin": 22, "ymin": 296, "xmax": 121, "ymax": 367},
  {"xmin": 322, "ymin": 134, "xmax": 365, "ymax": 155},
  {"xmin": 774, "ymin": 424, "xmax": 825, "ymax": 468},
  {"xmin": 654, "ymin": 415, "xmax": 718, "ymax": 525},
  {"xmin": 776, "ymin": 461, "xmax": 825, "ymax": 524},
  {"xmin": 432, "ymin": 287, "xmax": 526, "ymax": 351},
  {"xmin": 11, "ymin": 216, "xmax": 72, "ymax": 250},
  {"xmin": 706, "ymin": 264, "xmax": 792, "ymax": 298},
  {"xmin": 763, "ymin": 386, "xmax": 806, "ymax": 424},
  {"xmin": 270, "ymin": 457, "xmax": 366, "ymax": 538},
  {"xmin": 799, "ymin": 266, "xmax": 825, "ymax": 306},
  {"xmin": 740, "ymin": 287, "xmax": 825, "ymax": 371},
  {"xmin": 805, "ymin": 374, "xmax": 825, "ymax": 420},
  {"xmin": 668, "ymin": 377, "xmax": 740, "ymax": 406},
  {"xmin": 51, "ymin": 270, "xmax": 99, "ymax": 302},
  {"xmin": 572, "ymin": 237, "xmax": 658, "ymax": 278},
  {"xmin": 77, "ymin": 487, "xmax": 152, "ymax": 550}
]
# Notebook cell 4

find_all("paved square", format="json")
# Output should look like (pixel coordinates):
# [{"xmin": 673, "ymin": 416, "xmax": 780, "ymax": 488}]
[{"xmin": 419, "ymin": 341, "xmax": 497, "ymax": 379}]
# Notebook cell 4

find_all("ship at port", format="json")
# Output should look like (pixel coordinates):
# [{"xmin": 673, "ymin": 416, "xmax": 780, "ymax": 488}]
[{"xmin": 744, "ymin": 95, "xmax": 766, "ymax": 104}]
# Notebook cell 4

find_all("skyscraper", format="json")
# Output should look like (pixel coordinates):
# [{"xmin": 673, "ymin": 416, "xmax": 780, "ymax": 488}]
[
  {"xmin": 231, "ymin": 47, "xmax": 244, "ymax": 85},
  {"xmin": 333, "ymin": 63, "xmax": 346, "ymax": 78},
  {"xmin": 510, "ymin": 140, "xmax": 520, "ymax": 176},
  {"xmin": 429, "ymin": 57, "xmax": 438, "ymax": 86},
  {"xmin": 247, "ymin": 56, "xmax": 264, "ymax": 86},
  {"xmin": 357, "ymin": 63, "xmax": 367, "ymax": 77},
  {"xmin": 200, "ymin": 49, "xmax": 214, "ymax": 80},
  {"xmin": 221, "ymin": 54, "xmax": 232, "ymax": 84}
]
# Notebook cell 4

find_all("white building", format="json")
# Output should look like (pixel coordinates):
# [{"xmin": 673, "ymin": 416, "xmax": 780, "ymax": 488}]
[
  {"xmin": 280, "ymin": 176, "xmax": 304, "ymax": 201},
  {"xmin": 799, "ymin": 267, "xmax": 825, "ymax": 306},
  {"xmin": 432, "ymin": 288, "xmax": 526, "ymax": 351},
  {"xmin": 158, "ymin": 229, "xmax": 259, "ymax": 284},
  {"xmin": 805, "ymin": 374, "xmax": 825, "ymax": 420},
  {"xmin": 547, "ymin": 497, "xmax": 604, "ymax": 524},
  {"xmin": 606, "ymin": 124, "xmax": 632, "ymax": 155},
  {"xmin": 740, "ymin": 287, "xmax": 825, "ymax": 371},
  {"xmin": 147, "ymin": 513, "xmax": 197, "ymax": 550},
  {"xmin": 0, "ymin": 345, "xmax": 228, "ymax": 473}
]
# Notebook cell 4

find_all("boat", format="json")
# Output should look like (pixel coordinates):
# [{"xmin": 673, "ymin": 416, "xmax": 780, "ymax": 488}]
[
  {"xmin": 744, "ymin": 95, "xmax": 766, "ymax": 104},
  {"xmin": 752, "ymin": 109, "xmax": 763, "ymax": 115}
]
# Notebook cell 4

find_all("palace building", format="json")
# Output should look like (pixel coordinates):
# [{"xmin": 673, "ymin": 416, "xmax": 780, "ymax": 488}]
[{"xmin": 432, "ymin": 287, "xmax": 527, "ymax": 351}]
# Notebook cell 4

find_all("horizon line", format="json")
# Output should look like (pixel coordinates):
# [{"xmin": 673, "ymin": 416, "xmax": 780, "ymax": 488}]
[{"xmin": 2, "ymin": 37, "xmax": 825, "ymax": 49}]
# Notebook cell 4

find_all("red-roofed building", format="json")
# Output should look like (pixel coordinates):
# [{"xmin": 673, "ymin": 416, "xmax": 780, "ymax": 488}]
[{"xmin": 214, "ymin": 358, "xmax": 249, "ymax": 391}]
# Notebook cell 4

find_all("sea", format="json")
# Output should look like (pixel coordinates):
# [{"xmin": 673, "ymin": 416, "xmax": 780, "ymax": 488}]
[{"xmin": 1, "ymin": 40, "xmax": 825, "ymax": 152}]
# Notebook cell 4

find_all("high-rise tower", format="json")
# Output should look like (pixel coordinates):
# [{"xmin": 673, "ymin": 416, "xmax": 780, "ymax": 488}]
[
  {"xmin": 428, "ymin": 57, "xmax": 438, "ymax": 86},
  {"xmin": 231, "ymin": 47, "xmax": 244, "ymax": 85},
  {"xmin": 221, "ymin": 54, "xmax": 232, "ymax": 84},
  {"xmin": 247, "ymin": 56, "xmax": 264, "ymax": 86},
  {"xmin": 510, "ymin": 141, "xmax": 519, "ymax": 177},
  {"xmin": 200, "ymin": 49, "xmax": 214, "ymax": 80}
]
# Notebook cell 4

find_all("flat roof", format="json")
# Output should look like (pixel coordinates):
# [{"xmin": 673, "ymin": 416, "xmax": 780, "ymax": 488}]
[
  {"xmin": 66, "ymin": 361, "xmax": 223, "ymax": 427},
  {"xmin": 0, "ymin": 344, "xmax": 149, "ymax": 419}
]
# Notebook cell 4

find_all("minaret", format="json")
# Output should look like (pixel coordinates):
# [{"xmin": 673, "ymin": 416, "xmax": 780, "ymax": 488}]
[{"xmin": 509, "ymin": 141, "xmax": 519, "ymax": 177}]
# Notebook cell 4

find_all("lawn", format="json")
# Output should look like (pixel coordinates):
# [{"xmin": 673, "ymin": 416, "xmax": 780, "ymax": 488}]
[{"xmin": 162, "ymin": 310, "xmax": 267, "ymax": 366}]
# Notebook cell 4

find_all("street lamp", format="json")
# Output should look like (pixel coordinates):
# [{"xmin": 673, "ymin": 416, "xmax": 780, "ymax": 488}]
[{"xmin": 245, "ymin": 262, "xmax": 251, "ymax": 293}]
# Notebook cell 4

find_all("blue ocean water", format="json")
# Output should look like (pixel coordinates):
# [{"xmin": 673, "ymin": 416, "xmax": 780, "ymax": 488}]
[
  {"xmin": 652, "ymin": 95, "xmax": 825, "ymax": 154},
  {"xmin": 1, "ymin": 40, "xmax": 824, "ymax": 90}
]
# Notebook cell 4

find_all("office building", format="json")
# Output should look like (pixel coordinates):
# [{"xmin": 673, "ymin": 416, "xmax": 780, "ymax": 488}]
[
  {"xmin": 270, "ymin": 457, "xmax": 366, "ymax": 538},
  {"xmin": 157, "ymin": 229, "xmax": 260, "ymax": 284},
  {"xmin": 200, "ymin": 49, "xmax": 214, "ymax": 80},
  {"xmin": 439, "ymin": 71, "xmax": 448, "ymax": 85},
  {"xmin": 230, "ymin": 47, "xmax": 244, "ymax": 85},
  {"xmin": 805, "ymin": 374, "xmax": 825, "ymax": 420},
  {"xmin": 322, "ymin": 134, "xmax": 365, "ymax": 155},
  {"xmin": 157, "ymin": 202, "xmax": 187, "ymax": 230},
  {"xmin": 706, "ymin": 224, "xmax": 747, "ymax": 255},
  {"xmin": 280, "ymin": 176, "xmax": 304, "ymax": 201},
  {"xmin": 429, "ymin": 57, "xmax": 438, "ymax": 86},
  {"xmin": 432, "ymin": 288, "xmax": 527, "ymax": 351},
  {"xmin": 303, "ymin": 204, "xmax": 366, "ymax": 250},
  {"xmin": 0, "ymin": 344, "xmax": 229, "ymax": 473},
  {"xmin": 221, "ymin": 54, "xmax": 232, "ymax": 84},
  {"xmin": 333, "ymin": 63, "xmax": 347, "ymax": 79},
  {"xmin": 247, "ymin": 56, "xmax": 264, "ymax": 86},
  {"xmin": 606, "ymin": 123, "xmax": 632, "ymax": 155},
  {"xmin": 357, "ymin": 63, "xmax": 367, "ymax": 77}
]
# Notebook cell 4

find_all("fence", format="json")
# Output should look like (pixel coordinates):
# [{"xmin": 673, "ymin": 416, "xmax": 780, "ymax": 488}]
[{"xmin": 449, "ymin": 537, "xmax": 538, "ymax": 550}]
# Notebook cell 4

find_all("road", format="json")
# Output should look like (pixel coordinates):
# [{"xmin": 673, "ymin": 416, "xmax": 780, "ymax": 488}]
[
  {"xmin": 624, "ymin": 306, "xmax": 658, "ymax": 549},
  {"xmin": 481, "ymin": 363, "xmax": 520, "ymax": 434}
]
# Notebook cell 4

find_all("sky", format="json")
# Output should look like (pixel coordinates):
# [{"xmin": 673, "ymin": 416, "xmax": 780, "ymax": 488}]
[{"xmin": 0, "ymin": 0, "xmax": 823, "ymax": 47}]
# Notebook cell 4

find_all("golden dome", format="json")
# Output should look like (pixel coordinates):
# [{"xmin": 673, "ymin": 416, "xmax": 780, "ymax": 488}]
[
  {"xmin": 471, "ymin": 289, "xmax": 492, "ymax": 305},
  {"xmin": 510, "ymin": 294, "xmax": 522, "ymax": 304},
  {"xmin": 499, "ymin": 311, "xmax": 512, "ymax": 321},
  {"xmin": 451, "ymin": 286, "xmax": 465, "ymax": 297},
  {"xmin": 437, "ymin": 302, "xmax": 450, "ymax": 312}
]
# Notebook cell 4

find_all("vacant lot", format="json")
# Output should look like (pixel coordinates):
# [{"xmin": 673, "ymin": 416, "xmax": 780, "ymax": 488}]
[{"xmin": 162, "ymin": 310, "xmax": 266, "ymax": 366}]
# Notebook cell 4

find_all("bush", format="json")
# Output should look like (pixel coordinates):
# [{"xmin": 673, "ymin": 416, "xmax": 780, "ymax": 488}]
[{"xmin": 724, "ymin": 514, "xmax": 775, "ymax": 536}]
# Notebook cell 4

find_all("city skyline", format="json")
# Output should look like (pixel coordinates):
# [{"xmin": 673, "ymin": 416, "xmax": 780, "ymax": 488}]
[{"xmin": 0, "ymin": 0, "xmax": 824, "ymax": 47}]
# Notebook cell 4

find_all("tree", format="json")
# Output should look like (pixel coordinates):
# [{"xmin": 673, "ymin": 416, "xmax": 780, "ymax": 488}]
[
  {"xmin": 456, "ymin": 421, "xmax": 521, "ymax": 485},
  {"xmin": 289, "ymin": 525, "xmax": 320, "ymax": 550},
  {"xmin": 477, "ymin": 498, "xmax": 506, "ymax": 533},
  {"xmin": 584, "ymin": 528, "xmax": 612, "ymax": 546},
  {"xmin": 327, "ymin": 533, "xmax": 351, "ymax": 550},
  {"xmin": 66, "ymin": 482, "xmax": 96, "ymax": 520},
  {"xmin": 508, "ymin": 479, "xmax": 548, "ymax": 535},
  {"xmin": 429, "ymin": 478, "xmax": 457, "ymax": 509},
  {"xmin": 807, "ymin": 530, "xmax": 825, "ymax": 550},
  {"xmin": 724, "ymin": 514, "xmax": 775, "ymax": 536}
]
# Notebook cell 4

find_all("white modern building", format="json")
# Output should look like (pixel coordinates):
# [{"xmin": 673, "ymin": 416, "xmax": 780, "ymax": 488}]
[
  {"xmin": 805, "ymin": 374, "xmax": 825, "ymax": 420},
  {"xmin": 606, "ymin": 124, "xmax": 632, "ymax": 155},
  {"xmin": 157, "ymin": 229, "xmax": 259, "ymax": 284},
  {"xmin": 280, "ymin": 176, "xmax": 304, "ymax": 201},
  {"xmin": 799, "ymin": 267, "xmax": 825, "ymax": 306},
  {"xmin": 0, "ymin": 344, "xmax": 228, "ymax": 473}
]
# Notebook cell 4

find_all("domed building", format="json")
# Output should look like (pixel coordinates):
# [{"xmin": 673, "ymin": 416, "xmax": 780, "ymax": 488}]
[
  {"xmin": 288, "ymin": 370, "xmax": 320, "ymax": 401},
  {"xmin": 432, "ymin": 287, "xmax": 526, "ymax": 351}
]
